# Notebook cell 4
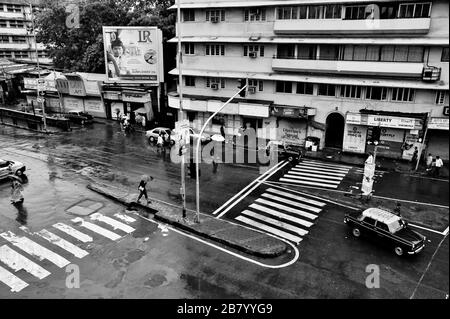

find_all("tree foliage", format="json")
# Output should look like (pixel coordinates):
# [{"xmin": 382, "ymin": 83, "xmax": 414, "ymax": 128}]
[{"xmin": 35, "ymin": 0, "xmax": 176, "ymax": 74}]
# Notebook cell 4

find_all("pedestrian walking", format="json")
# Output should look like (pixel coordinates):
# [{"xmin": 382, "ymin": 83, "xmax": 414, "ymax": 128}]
[
  {"xmin": 157, "ymin": 133, "xmax": 164, "ymax": 153},
  {"xmin": 393, "ymin": 202, "xmax": 402, "ymax": 216},
  {"xmin": 411, "ymin": 147, "xmax": 418, "ymax": 169},
  {"xmin": 115, "ymin": 109, "xmax": 121, "ymax": 122},
  {"xmin": 426, "ymin": 153, "xmax": 433, "ymax": 169},
  {"xmin": 10, "ymin": 176, "xmax": 24, "ymax": 204},
  {"xmin": 435, "ymin": 156, "xmax": 444, "ymax": 177},
  {"xmin": 137, "ymin": 175, "xmax": 153, "ymax": 205}
]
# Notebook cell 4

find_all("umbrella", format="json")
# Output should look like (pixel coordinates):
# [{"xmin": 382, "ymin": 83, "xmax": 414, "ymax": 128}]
[
  {"xmin": 141, "ymin": 174, "xmax": 150, "ymax": 182},
  {"xmin": 7, "ymin": 175, "xmax": 23, "ymax": 182},
  {"xmin": 211, "ymin": 134, "xmax": 225, "ymax": 142}
]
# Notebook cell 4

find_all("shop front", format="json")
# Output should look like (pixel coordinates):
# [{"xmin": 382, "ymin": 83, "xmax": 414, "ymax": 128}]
[
  {"xmin": 270, "ymin": 105, "xmax": 310, "ymax": 146},
  {"xmin": 122, "ymin": 90, "xmax": 153, "ymax": 126},
  {"xmin": 426, "ymin": 117, "xmax": 449, "ymax": 161},
  {"xmin": 344, "ymin": 112, "xmax": 425, "ymax": 160}
]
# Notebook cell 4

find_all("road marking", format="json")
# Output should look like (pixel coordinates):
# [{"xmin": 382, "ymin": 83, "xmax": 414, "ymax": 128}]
[
  {"xmin": 216, "ymin": 161, "xmax": 289, "ymax": 218},
  {"xmin": 301, "ymin": 160, "xmax": 353, "ymax": 170},
  {"xmin": 443, "ymin": 227, "xmax": 449, "ymax": 236},
  {"xmin": 265, "ymin": 188, "xmax": 326, "ymax": 207},
  {"xmin": 292, "ymin": 167, "xmax": 348, "ymax": 177},
  {"xmin": 0, "ymin": 264, "xmax": 29, "ymax": 292},
  {"xmin": 0, "ymin": 232, "xmax": 70, "ymax": 268},
  {"xmin": 408, "ymin": 224, "xmax": 448, "ymax": 236},
  {"xmin": 372, "ymin": 195, "xmax": 449, "ymax": 209},
  {"xmin": 241, "ymin": 210, "xmax": 309, "ymax": 237},
  {"xmin": 72, "ymin": 218, "xmax": 122, "ymax": 241},
  {"xmin": 284, "ymin": 174, "xmax": 342, "ymax": 185},
  {"xmin": 90, "ymin": 213, "xmax": 135, "ymax": 234},
  {"xmin": 0, "ymin": 245, "xmax": 51, "ymax": 279},
  {"xmin": 260, "ymin": 193, "xmax": 322, "ymax": 214},
  {"xmin": 287, "ymin": 170, "xmax": 344, "ymax": 181},
  {"xmin": 236, "ymin": 215, "xmax": 303, "ymax": 244},
  {"xmin": 295, "ymin": 165, "xmax": 349, "ymax": 174},
  {"xmin": 134, "ymin": 212, "xmax": 300, "ymax": 269},
  {"xmin": 303, "ymin": 159, "xmax": 353, "ymax": 168},
  {"xmin": 250, "ymin": 203, "xmax": 314, "ymax": 228},
  {"xmin": 213, "ymin": 160, "xmax": 286, "ymax": 216},
  {"xmin": 256, "ymin": 198, "xmax": 319, "ymax": 220},
  {"xmin": 52, "ymin": 223, "xmax": 93, "ymax": 243},
  {"xmin": 36, "ymin": 230, "xmax": 89, "ymax": 259},
  {"xmin": 280, "ymin": 178, "xmax": 339, "ymax": 189},
  {"xmin": 114, "ymin": 213, "xmax": 136, "ymax": 223}
]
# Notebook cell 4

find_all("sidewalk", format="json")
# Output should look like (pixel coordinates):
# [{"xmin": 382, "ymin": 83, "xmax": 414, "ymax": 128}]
[{"xmin": 87, "ymin": 183, "xmax": 289, "ymax": 258}]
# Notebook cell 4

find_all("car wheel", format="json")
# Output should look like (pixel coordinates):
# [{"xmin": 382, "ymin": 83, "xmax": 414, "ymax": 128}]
[
  {"xmin": 149, "ymin": 136, "xmax": 155, "ymax": 143},
  {"xmin": 81, "ymin": 120, "xmax": 85, "ymax": 126},
  {"xmin": 170, "ymin": 140, "xmax": 175, "ymax": 146},
  {"xmin": 288, "ymin": 156, "xmax": 294, "ymax": 162},
  {"xmin": 394, "ymin": 246, "xmax": 404, "ymax": 256},
  {"xmin": 352, "ymin": 228, "xmax": 361, "ymax": 238}
]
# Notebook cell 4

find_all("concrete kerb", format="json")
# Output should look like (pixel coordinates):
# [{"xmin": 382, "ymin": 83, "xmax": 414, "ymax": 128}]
[{"xmin": 87, "ymin": 183, "xmax": 288, "ymax": 258}]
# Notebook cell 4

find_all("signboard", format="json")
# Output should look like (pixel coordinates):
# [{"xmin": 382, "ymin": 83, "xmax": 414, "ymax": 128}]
[
  {"xmin": 103, "ymin": 26, "xmax": 164, "ymax": 84},
  {"xmin": 122, "ymin": 91, "xmax": 151, "ymax": 103},
  {"xmin": 103, "ymin": 91, "xmax": 121, "ymax": 100},
  {"xmin": 428, "ymin": 118, "xmax": 450, "ymax": 130},
  {"xmin": 66, "ymin": 75, "xmax": 86, "ymax": 96},
  {"xmin": 367, "ymin": 115, "xmax": 422, "ymax": 130},
  {"xmin": 271, "ymin": 106, "xmax": 308, "ymax": 118},
  {"xmin": 278, "ymin": 120, "xmax": 307, "ymax": 145},
  {"xmin": 402, "ymin": 133, "xmax": 422, "ymax": 160},
  {"xmin": 343, "ymin": 125, "xmax": 367, "ymax": 154},
  {"xmin": 444, "ymin": 106, "xmax": 449, "ymax": 116}
]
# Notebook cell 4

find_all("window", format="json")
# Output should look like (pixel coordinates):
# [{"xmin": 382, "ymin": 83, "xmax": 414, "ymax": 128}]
[
  {"xmin": 391, "ymin": 88, "xmax": 415, "ymax": 102},
  {"xmin": 248, "ymin": 79, "xmax": 264, "ymax": 91},
  {"xmin": 380, "ymin": 46, "xmax": 424, "ymax": 62},
  {"xmin": 14, "ymin": 52, "xmax": 29, "ymax": 58},
  {"xmin": 12, "ymin": 36, "xmax": 27, "ymax": 43},
  {"xmin": 318, "ymin": 84, "xmax": 336, "ymax": 97},
  {"xmin": 38, "ymin": 51, "xmax": 47, "ymax": 58},
  {"xmin": 9, "ymin": 20, "xmax": 24, "ymax": 28},
  {"xmin": 277, "ymin": 44, "xmax": 295, "ymax": 59},
  {"xmin": 435, "ymin": 90, "xmax": 448, "ymax": 105},
  {"xmin": 324, "ymin": 4, "xmax": 342, "ymax": 19},
  {"xmin": 366, "ymin": 87, "xmax": 388, "ymax": 100},
  {"xmin": 344, "ymin": 5, "xmax": 370, "ymax": 20},
  {"xmin": 308, "ymin": 5, "xmax": 324, "ymax": 19},
  {"xmin": 297, "ymin": 45, "xmax": 316, "ymax": 60},
  {"xmin": 6, "ymin": 5, "xmax": 22, "ymax": 13},
  {"xmin": 205, "ymin": 44, "xmax": 225, "ymax": 56},
  {"xmin": 185, "ymin": 76, "xmax": 196, "ymax": 87},
  {"xmin": 398, "ymin": 2, "xmax": 431, "ymax": 18},
  {"xmin": 278, "ymin": 7, "xmax": 297, "ymax": 20},
  {"xmin": 340, "ymin": 85, "xmax": 362, "ymax": 99},
  {"xmin": 184, "ymin": 43, "xmax": 195, "ymax": 55},
  {"xmin": 183, "ymin": 9, "xmax": 195, "ymax": 22},
  {"xmin": 298, "ymin": 6, "xmax": 308, "ymax": 19},
  {"xmin": 380, "ymin": 4, "xmax": 397, "ymax": 19},
  {"xmin": 296, "ymin": 82, "xmax": 314, "ymax": 95},
  {"xmin": 206, "ymin": 77, "xmax": 225, "ymax": 89},
  {"xmin": 442, "ymin": 47, "xmax": 449, "ymax": 62},
  {"xmin": 244, "ymin": 45, "xmax": 264, "ymax": 57},
  {"xmin": 363, "ymin": 217, "xmax": 377, "ymax": 226},
  {"xmin": 244, "ymin": 8, "xmax": 266, "ymax": 21},
  {"xmin": 276, "ymin": 81, "xmax": 293, "ymax": 93},
  {"xmin": 0, "ymin": 36, "xmax": 9, "ymax": 43},
  {"xmin": 319, "ymin": 45, "xmax": 339, "ymax": 60},
  {"xmin": 0, "ymin": 51, "xmax": 13, "ymax": 58},
  {"xmin": 206, "ymin": 10, "xmax": 225, "ymax": 22},
  {"xmin": 377, "ymin": 222, "xmax": 390, "ymax": 232},
  {"xmin": 344, "ymin": 45, "xmax": 381, "ymax": 61},
  {"xmin": 0, "ymin": 21, "xmax": 7, "ymax": 27}
]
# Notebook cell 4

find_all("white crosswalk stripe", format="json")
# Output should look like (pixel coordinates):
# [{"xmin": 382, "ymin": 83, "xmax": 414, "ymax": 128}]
[
  {"xmin": 0, "ymin": 264, "xmax": 29, "ymax": 293},
  {"xmin": 72, "ymin": 218, "xmax": 122, "ymax": 241},
  {"xmin": 52, "ymin": 223, "xmax": 93, "ymax": 243},
  {"xmin": 90, "ymin": 213, "xmax": 135, "ymax": 234},
  {"xmin": 36, "ymin": 230, "xmax": 89, "ymax": 259},
  {"xmin": 114, "ymin": 213, "xmax": 136, "ymax": 224},
  {"xmin": 234, "ymin": 188, "xmax": 327, "ymax": 245},
  {"xmin": 279, "ymin": 160, "xmax": 353, "ymax": 189},
  {"xmin": 0, "ymin": 232, "xmax": 70, "ymax": 268},
  {"xmin": 0, "ymin": 245, "xmax": 51, "ymax": 280}
]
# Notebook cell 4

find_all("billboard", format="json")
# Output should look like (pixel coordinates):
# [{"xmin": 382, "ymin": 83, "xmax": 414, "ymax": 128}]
[{"xmin": 102, "ymin": 26, "xmax": 164, "ymax": 84}]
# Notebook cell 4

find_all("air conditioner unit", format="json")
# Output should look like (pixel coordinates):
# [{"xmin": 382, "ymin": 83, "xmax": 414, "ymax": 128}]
[
  {"xmin": 248, "ymin": 86, "xmax": 256, "ymax": 94},
  {"xmin": 422, "ymin": 66, "xmax": 441, "ymax": 82},
  {"xmin": 211, "ymin": 16, "xmax": 219, "ymax": 23},
  {"xmin": 211, "ymin": 83, "xmax": 219, "ymax": 90},
  {"xmin": 249, "ymin": 51, "xmax": 258, "ymax": 58}
]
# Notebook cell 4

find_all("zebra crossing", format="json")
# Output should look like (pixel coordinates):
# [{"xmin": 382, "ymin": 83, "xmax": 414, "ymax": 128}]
[
  {"xmin": 0, "ymin": 212, "xmax": 136, "ymax": 293},
  {"xmin": 235, "ymin": 187, "xmax": 327, "ymax": 245},
  {"xmin": 279, "ymin": 160, "xmax": 352, "ymax": 189}
]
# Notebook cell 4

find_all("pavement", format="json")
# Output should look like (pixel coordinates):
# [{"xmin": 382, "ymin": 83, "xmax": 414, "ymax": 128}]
[{"xmin": 86, "ymin": 183, "xmax": 289, "ymax": 258}]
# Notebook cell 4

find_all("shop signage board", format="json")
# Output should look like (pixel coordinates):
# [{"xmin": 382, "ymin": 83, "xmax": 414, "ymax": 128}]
[
  {"xmin": 346, "ymin": 112, "xmax": 423, "ymax": 130},
  {"xmin": 428, "ymin": 118, "xmax": 449, "ymax": 130},
  {"xmin": 122, "ymin": 91, "xmax": 151, "ymax": 103},
  {"xmin": 342, "ymin": 125, "xmax": 367, "ymax": 154}
]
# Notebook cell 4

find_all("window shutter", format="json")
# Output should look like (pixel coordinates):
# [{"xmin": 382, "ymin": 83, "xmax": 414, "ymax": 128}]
[
  {"xmin": 206, "ymin": 45, "xmax": 210, "ymax": 55},
  {"xmin": 221, "ymin": 10, "xmax": 225, "ymax": 21},
  {"xmin": 206, "ymin": 77, "xmax": 210, "ymax": 87},
  {"xmin": 221, "ymin": 45, "xmax": 225, "ymax": 55},
  {"xmin": 221, "ymin": 79, "xmax": 225, "ymax": 88},
  {"xmin": 261, "ymin": 9, "xmax": 266, "ymax": 21},
  {"xmin": 244, "ymin": 10, "xmax": 249, "ymax": 21},
  {"xmin": 260, "ymin": 46, "xmax": 265, "ymax": 57},
  {"xmin": 244, "ymin": 45, "xmax": 248, "ymax": 56},
  {"xmin": 206, "ymin": 10, "xmax": 210, "ymax": 21},
  {"xmin": 259, "ymin": 81, "xmax": 264, "ymax": 91}
]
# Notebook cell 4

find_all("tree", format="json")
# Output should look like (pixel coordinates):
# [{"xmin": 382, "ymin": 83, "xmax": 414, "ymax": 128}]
[{"xmin": 35, "ymin": 0, "xmax": 177, "ymax": 74}]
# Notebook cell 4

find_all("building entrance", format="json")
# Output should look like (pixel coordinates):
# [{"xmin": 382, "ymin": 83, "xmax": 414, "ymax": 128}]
[{"xmin": 325, "ymin": 112, "xmax": 345, "ymax": 148}]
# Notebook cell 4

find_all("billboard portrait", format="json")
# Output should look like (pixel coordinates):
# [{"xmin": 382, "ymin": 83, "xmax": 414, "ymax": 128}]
[{"xmin": 103, "ymin": 26, "xmax": 164, "ymax": 84}]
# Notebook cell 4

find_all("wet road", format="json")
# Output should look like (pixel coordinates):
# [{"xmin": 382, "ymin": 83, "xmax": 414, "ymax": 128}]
[{"xmin": 0, "ymin": 123, "xmax": 448, "ymax": 299}]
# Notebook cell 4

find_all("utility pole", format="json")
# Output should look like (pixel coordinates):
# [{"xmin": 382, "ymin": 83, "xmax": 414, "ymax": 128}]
[
  {"xmin": 415, "ymin": 111, "xmax": 431, "ymax": 172},
  {"xmin": 176, "ymin": 0, "xmax": 187, "ymax": 219},
  {"xmin": 29, "ymin": 2, "xmax": 47, "ymax": 132}
]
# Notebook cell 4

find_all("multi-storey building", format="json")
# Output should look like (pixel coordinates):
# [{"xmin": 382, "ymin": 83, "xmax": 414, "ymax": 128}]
[
  {"xmin": 0, "ymin": 0, "xmax": 50, "ymax": 64},
  {"xmin": 168, "ymin": 0, "xmax": 449, "ymax": 160}
]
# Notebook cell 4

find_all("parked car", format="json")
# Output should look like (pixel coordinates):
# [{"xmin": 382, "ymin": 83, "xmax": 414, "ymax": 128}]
[
  {"xmin": 0, "ymin": 158, "xmax": 26, "ymax": 181},
  {"xmin": 64, "ymin": 110, "xmax": 94, "ymax": 125},
  {"xmin": 145, "ymin": 127, "xmax": 175, "ymax": 145},
  {"xmin": 265, "ymin": 140, "xmax": 303, "ymax": 163},
  {"xmin": 344, "ymin": 208, "xmax": 426, "ymax": 256}
]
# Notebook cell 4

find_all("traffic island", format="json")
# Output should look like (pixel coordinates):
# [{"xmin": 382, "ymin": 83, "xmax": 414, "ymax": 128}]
[{"xmin": 87, "ymin": 183, "xmax": 289, "ymax": 258}]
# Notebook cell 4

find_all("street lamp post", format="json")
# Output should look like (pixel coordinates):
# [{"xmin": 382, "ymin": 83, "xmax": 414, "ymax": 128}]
[{"xmin": 195, "ymin": 84, "xmax": 248, "ymax": 223}]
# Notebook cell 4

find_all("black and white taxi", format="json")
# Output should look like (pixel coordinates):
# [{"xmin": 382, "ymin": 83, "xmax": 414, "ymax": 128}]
[
  {"xmin": 0, "ymin": 158, "xmax": 26, "ymax": 181},
  {"xmin": 344, "ymin": 208, "xmax": 426, "ymax": 257}
]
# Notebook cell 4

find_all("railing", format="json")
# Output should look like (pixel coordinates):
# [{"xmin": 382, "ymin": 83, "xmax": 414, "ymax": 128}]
[{"xmin": 272, "ymin": 55, "xmax": 424, "ymax": 63}]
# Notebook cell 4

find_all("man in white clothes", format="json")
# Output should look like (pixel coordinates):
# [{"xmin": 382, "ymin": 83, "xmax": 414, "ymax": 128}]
[{"xmin": 435, "ymin": 156, "xmax": 444, "ymax": 177}]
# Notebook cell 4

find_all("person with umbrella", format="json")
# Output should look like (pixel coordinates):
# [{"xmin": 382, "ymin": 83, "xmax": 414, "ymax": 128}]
[
  {"xmin": 137, "ymin": 175, "xmax": 153, "ymax": 205},
  {"xmin": 9, "ymin": 174, "xmax": 24, "ymax": 204}
]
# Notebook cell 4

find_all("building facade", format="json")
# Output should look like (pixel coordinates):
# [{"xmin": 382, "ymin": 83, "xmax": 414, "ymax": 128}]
[
  {"xmin": 168, "ymin": 0, "xmax": 449, "ymax": 160},
  {"xmin": 0, "ymin": 0, "xmax": 50, "ymax": 64}
]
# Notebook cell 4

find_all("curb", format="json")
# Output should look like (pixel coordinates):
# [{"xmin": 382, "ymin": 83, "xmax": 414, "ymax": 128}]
[{"xmin": 87, "ymin": 183, "xmax": 288, "ymax": 258}]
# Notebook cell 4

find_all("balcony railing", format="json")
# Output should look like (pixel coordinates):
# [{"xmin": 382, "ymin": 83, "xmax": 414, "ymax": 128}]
[{"xmin": 273, "ymin": 55, "xmax": 424, "ymax": 63}]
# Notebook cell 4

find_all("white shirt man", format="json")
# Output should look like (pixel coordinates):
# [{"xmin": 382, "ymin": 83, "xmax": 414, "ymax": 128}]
[{"xmin": 436, "ymin": 157, "xmax": 444, "ymax": 168}]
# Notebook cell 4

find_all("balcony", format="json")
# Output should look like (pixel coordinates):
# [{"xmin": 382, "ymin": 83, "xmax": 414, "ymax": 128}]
[
  {"xmin": 272, "ymin": 57, "xmax": 424, "ymax": 78},
  {"xmin": 273, "ymin": 18, "xmax": 431, "ymax": 35}
]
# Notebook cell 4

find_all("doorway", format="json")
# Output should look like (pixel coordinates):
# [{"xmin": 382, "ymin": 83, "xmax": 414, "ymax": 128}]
[{"xmin": 325, "ymin": 112, "xmax": 345, "ymax": 149}]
